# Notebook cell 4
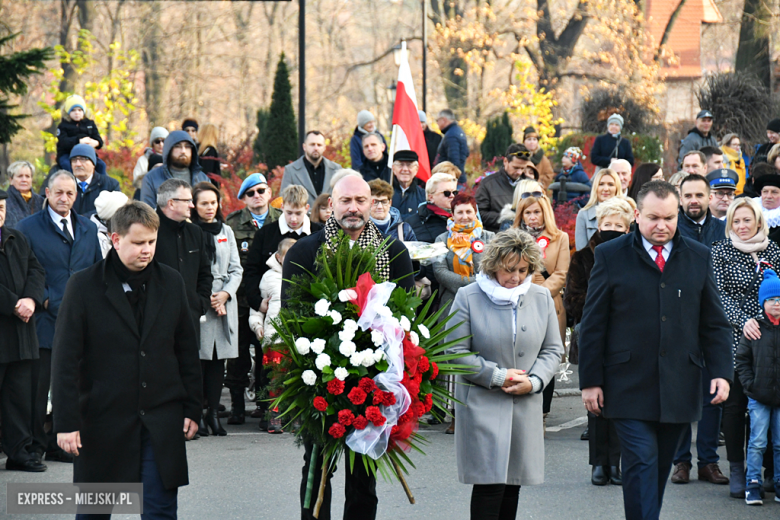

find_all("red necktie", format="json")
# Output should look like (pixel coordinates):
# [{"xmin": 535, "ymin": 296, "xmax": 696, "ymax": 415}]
[{"xmin": 652, "ymin": 245, "xmax": 665, "ymax": 272}]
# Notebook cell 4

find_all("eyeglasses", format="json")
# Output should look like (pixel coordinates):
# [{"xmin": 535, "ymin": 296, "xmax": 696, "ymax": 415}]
[
  {"xmin": 766, "ymin": 297, "xmax": 780, "ymax": 304},
  {"xmin": 712, "ymin": 191, "xmax": 735, "ymax": 199},
  {"xmin": 244, "ymin": 188, "xmax": 267, "ymax": 198},
  {"xmin": 70, "ymin": 157, "xmax": 91, "ymax": 164},
  {"xmin": 438, "ymin": 190, "xmax": 459, "ymax": 198},
  {"xmin": 372, "ymin": 199, "xmax": 390, "ymax": 207},
  {"xmin": 508, "ymin": 150, "xmax": 532, "ymax": 160},
  {"xmin": 153, "ymin": 139, "xmax": 165, "ymax": 145},
  {"xmin": 521, "ymin": 191, "xmax": 544, "ymax": 199},
  {"xmin": 172, "ymin": 198, "xmax": 193, "ymax": 204}
]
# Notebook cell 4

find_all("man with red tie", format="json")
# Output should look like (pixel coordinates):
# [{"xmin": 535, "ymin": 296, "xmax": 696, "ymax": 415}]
[{"xmin": 578, "ymin": 180, "xmax": 734, "ymax": 520}]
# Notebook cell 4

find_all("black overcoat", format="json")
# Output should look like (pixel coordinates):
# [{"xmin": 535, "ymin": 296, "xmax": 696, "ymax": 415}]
[
  {"xmin": 578, "ymin": 228, "xmax": 733, "ymax": 423},
  {"xmin": 0, "ymin": 228, "xmax": 45, "ymax": 363},
  {"xmin": 51, "ymin": 258, "xmax": 202, "ymax": 489}
]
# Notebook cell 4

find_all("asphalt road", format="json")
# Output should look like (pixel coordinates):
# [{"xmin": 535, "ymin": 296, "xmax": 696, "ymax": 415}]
[{"xmin": 1, "ymin": 369, "xmax": 776, "ymax": 519}]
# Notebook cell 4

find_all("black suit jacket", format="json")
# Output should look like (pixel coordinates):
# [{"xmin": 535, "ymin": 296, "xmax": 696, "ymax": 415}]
[
  {"xmin": 281, "ymin": 228, "xmax": 415, "ymax": 307},
  {"xmin": 578, "ymin": 228, "xmax": 733, "ymax": 423},
  {"xmin": 51, "ymin": 259, "xmax": 202, "ymax": 489}
]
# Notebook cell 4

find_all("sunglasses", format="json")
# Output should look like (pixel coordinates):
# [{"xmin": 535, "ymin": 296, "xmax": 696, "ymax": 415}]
[
  {"xmin": 244, "ymin": 188, "xmax": 267, "ymax": 197},
  {"xmin": 153, "ymin": 139, "xmax": 165, "ymax": 145},
  {"xmin": 508, "ymin": 150, "xmax": 532, "ymax": 160},
  {"xmin": 521, "ymin": 191, "xmax": 544, "ymax": 199},
  {"xmin": 439, "ymin": 190, "xmax": 459, "ymax": 198}
]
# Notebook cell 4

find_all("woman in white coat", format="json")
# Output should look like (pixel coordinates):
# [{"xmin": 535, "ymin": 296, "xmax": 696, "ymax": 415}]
[
  {"xmin": 446, "ymin": 228, "xmax": 564, "ymax": 519},
  {"xmin": 192, "ymin": 182, "xmax": 243, "ymax": 436}
]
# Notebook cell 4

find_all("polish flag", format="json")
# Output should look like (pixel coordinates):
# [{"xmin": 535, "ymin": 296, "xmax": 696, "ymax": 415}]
[{"xmin": 388, "ymin": 42, "xmax": 430, "ymax": 182}]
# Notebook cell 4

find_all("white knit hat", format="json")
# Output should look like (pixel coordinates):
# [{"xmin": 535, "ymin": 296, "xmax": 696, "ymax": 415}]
[
  {"xmin": 94, "ymin": 191, "xmax": 129, "ymax": 221},
  {"xmin": 357, "ymin": 110, "xmax": 376, "ymax": 129}
]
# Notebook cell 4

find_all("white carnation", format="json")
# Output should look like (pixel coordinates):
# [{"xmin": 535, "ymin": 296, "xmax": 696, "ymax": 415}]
[
  {"xmin": 338, "ymin": 289, "xmax": 357, "ymax": 302},
  {"xmin": 315, "ymin": 353, "xmax": 332, "ymax": 371},
  {"xmin": 328, "ymin": 310, "xmax": 342, "ymax": 325},
  {"xmin": 334, "ymin": 367, "xmax": 349, "ymax": 381},
  {"xmin": 350, "ymin": 352, "xmax": 363, "ymax": 367},
  {"xmin": 373, "ymin": 350, "xmax": 385, "ymax": 363},
  {"xmin": 302, "ymin": 370, "xmax": 317, "ymax": 386},
  {"xmin": 311, "ymin": 338, "xmax": 326, "ymax": 355},
  {"xmin": 409, "ymin": 331, "xmax": 419, "ymax": 346},
  {"xmin": 400, "ymin": 316, "xmax": 411, "ymax": 332},
  {"xmin": 338, "ymin": 329, "xmax": 355, "ymax": 342},
  {"xmin": 314, "ymin": 299, "xmax": 330, "ymax": 316},
  {"xmin": 376, "ymin": 306, "xmax": 392, "ymax": 317},
  {"xmin": 371, "ymin": 329, "xmax": 385, "ymax": 347},
  {"xmin": 343, "ymin": 319, "xmax": 359, "ymax": 332},
  {"xmin": 360, "ymin": 349, "xmax": 376, "ymax": 367},
  {"xmin": 295, "ymin": 337, "xmax": 311, "ymax": 355},
  {"xmin": 339, "ymin": 340, "xmax": 357, "ymax": 357},
  {"xmin": 418, "ymin": 324, "xmax": 430, "ymax": 339}
]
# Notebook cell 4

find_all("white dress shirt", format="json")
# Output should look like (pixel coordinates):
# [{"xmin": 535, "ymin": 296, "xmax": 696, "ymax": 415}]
[
  {"xmin": 48, "ymin": 204, "xmax": 74, "ymax": 239},
  {"xmin": 279, "ymin": 214, "xmax": 311, "ymax": 236},
  {"xmin": 641, "ymin": 235, "xmax": 672, "ymax": 262}
]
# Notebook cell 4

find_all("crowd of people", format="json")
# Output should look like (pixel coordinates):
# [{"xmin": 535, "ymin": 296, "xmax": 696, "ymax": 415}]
[{"xmin": 3, "ymin": 102, "xmax": 780, "ymax": 520}]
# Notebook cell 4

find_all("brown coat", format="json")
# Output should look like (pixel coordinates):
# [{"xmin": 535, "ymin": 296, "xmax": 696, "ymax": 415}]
[
  {"xmin": 536, "ymin": 155, "xmax": 555, "ymax": 189},
  {"xmin": 532, "ymin": 231, "xmax": 570, "ymax": 342}
]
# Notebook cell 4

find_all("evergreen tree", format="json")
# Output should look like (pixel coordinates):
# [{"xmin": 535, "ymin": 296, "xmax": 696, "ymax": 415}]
[
  {"xmin": 480, "ymin": 112, "xmax": 513, "ymax": 165},
  {"xmin": 263, "ymin": 53, "xmax": 298, "ymax": 169},
  {"xmin": 0, "ymin": 33, "xmax": 52, "ymax": 145},
  {"xmin": 253, "ymin": 106, "xmax": 270, "ymax": 164}
]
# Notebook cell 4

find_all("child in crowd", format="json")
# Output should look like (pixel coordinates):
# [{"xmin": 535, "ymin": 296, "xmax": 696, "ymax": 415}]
[
  {"xmin": 552, "ymin": 147, "xmax": 591, "ymax": 204},
  {"xmin": 56, "ymin": 94, "xmax": 107, "ymax": 175},
  {"xmin": 248, "ymin": 237, "xmax": 296, "ymax": 434},
  {"xmin": 735, "ymin": 268, "xmax": 780, "ymax": 506}
]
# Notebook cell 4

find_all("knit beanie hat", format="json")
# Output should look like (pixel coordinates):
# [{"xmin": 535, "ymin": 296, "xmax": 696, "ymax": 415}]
[
  {"xmin": 149, "ymin": 126, "xmax": 169, "ymax": 145},
  {"xmin": 94, "ymin": 191, "xmax": 129, "ymax": 221},
  {"xmin": 182, "ymin": 118, "xmax": 198, "ymax": 131},
  {"xmin": 607, "ymin": 113, "xmax": 624, "ymax": 131},
  {"xmin": 523, "ymin": 126, "xmax": 538, "ymax": 140},
  {"xmin": 767, "ymin": 118, "xmax": 780, "ymax": 134},
  {"xmin": 63, "ymin": 94, "xmax": 86, "ymax": 116},
  {"xmin": 563, "ymin": 147, "xmax": 584, "ymax": 163},
  {"xmin": 357, "ymin": 110, "xmax": 376, "ymax": 129},
  {"xmin": 759, "ymin": 269, "xmax": 780, "ymax": 307},
  {"xmin": 70, "ymin": 143, "xmax": 97, "ymax": 165},
  {"xmin": 418, "ymin": 110, "xmax": 427, "ymax": 123}
]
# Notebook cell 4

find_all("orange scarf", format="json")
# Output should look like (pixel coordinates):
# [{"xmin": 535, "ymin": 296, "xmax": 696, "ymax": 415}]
[{"xmin": 446, "ymin": 220, "xmax": 483, "ymax": 278}]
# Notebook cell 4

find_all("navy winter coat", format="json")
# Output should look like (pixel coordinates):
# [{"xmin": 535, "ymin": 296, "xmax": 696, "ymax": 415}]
[
  {"xmin": 373, "ymin": 207, "xmax": 417, "ymax": 243},
  {"xmin": 392, "ymin": 177, "xmax": 426, "ymax": 220},
  {"xmin": 74, "ymin": 172, "xmax": 121, "ymax": 217},
  {"xmin": 552, "ymin": 163, "xmax": 592, "ymax": 204},
  {"xmin": 435, "ymin": 122, "xmax": 469, "ymax": 184},
  {"xmin": 14, "ymin": 206, "xmax": 103, "ymax": 349},
  {"xmin": 578, "ymin": 229, "xmax": 734, "ymax": 423},
  {"xmin": 349, "ymin": 128, "xmax": 387, "ymax": 171},
  {"xmin": 590, "ymin": 133, "xmax": 634, "ymax": 168},
  {"xmin": 676, "ymin": 208, "xmax": 726, "ymax": 249}
]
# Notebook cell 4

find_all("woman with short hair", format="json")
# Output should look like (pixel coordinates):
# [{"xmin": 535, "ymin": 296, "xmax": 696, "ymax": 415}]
[
  {"xmin": 5, "ymin": 161, "xmax": 44, "ymax": 229},
  {"xmin": 446, "ymin": 228, "xmax": 564, "ymax": 519},
  {"xmin": 574, "ymin": 168, "xmax": 626, "ymax": 250},
  {"xmin": 564, "ymin": 196, "xmax": 634, "ymax": 485},
  {"xmin": 712, "ymin": 196, "xmax": 780, "ymax": 498}
]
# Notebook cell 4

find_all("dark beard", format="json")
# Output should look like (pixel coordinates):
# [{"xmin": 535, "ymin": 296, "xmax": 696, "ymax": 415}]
[
  {"xmin": 684, "ymin": 206, "xmax": 705, "ymax": 221},
  {"xmin": 170, "ymin": 154, "xmax": 191, "ymax": 169}
]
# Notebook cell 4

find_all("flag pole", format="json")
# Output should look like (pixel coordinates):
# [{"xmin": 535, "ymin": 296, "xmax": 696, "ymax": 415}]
[{"xmin": 388, "ymin": 124, "xmax": 399, "ymax": 185}]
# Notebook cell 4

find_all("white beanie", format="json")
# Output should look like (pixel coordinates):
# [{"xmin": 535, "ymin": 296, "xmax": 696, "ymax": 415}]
[
  {"xmin": 418, "ymin": 110, "xmax": 427, "ymax": 123},
  {"xmin": 357, "ymin": 110, "xmax": 376, "ymax": 129},
  {"xmin": 94, "ymin": 191, "xmax": 130, "ymax": 221},
  {"xmin": 607, "ymin": 113, "xmax": 624, "ymax": 130},
  {"xmin": 149, "ymin": 126, "xmax": 169, "ymax": 145}
]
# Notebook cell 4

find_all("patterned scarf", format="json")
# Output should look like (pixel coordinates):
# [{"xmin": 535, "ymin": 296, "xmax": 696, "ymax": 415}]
[
  {"xmin": 520, "ymin": 221, "xmax": 545, "ymax": 239},
  {"xmin": 446, "ymin": 219, "xmax": 484, "ymax": 278},
  {"xmin": 323, "ymin": 216, "xmax": 391, "ymax": 281}
]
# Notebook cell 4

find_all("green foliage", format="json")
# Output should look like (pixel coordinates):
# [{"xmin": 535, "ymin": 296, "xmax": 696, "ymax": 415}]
[
  {"xmin": 262, "ymin": 53, "xmax": 298, "ymax": 169},
  {"xmin": 252, "ymin": 106, "xmax": 271, "ymax": 164},
  {"xmin": 0, "ymin": 33, "xmax": 53, "ymax": 145},
  {"xmin": 38, "ymin": 30, "xmax": 139, "ymax": 153},
  {"xmin": 480, "ymin": 112, "xmax": 513, "ymax": 164}
]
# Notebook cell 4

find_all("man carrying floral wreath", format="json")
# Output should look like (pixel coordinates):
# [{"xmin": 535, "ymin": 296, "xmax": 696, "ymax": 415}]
[{"xmin": 281, "ymin": 173, "xmax": 414, "ymax": 520}]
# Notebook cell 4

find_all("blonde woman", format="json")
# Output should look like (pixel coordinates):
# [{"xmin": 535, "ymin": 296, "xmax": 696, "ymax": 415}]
[
  {"xmin": 574, "ymin": 168, "xmax": 625, "ymax": 250},
  {"xmin": 198, "ymin": 123, "xmax": 221, "ymax": 177},
  {"xmin": 498, "ymin": 179, "xmax": 546, "ymax": 231}
]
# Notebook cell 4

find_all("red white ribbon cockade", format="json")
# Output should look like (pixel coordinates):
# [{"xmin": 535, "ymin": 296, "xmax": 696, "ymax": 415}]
[{"xmin": 342, "ymin": 277, "xmax": 412, "ymax": 460}]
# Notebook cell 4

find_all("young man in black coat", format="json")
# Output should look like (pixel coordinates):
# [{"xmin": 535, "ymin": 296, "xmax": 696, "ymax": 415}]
[
  {"xmin": 579, "ymin": 180, "xmax": 733, "ymax": 520},
  {"xmin": 153, "ymin": 178, "xmax": 214, "ymax": 327},
  {"xmin": 282, "ymin": 175, "xmax": 414, "ymax": 520},
  {"xmin": 52, "ymin": 201, "xmax": 202, "ymax": 517},
  {"xmin": 0, "ymin": 190, "xmax": 47, "ymax": 473}
]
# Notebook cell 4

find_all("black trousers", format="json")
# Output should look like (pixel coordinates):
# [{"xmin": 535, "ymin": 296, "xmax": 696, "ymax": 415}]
[
  {"xmin": 299, "ymin": 443, "xmax": 377, "ymax": 520},
  {"xmin": 588, "ymin": 412, "xmax": 621, "ymax": 466},
  {"xmin": 470, "ymin": 484, "xmax": 520, "ymax": 520},
  {"xmin": 542, "ymin": 378, "xmax": 555, "ymax": 415},
  {"xmin": 30, "ymin": 348, "xmax": 57, "ymax": 455},
  {"xmin": 0, "ymin": 360, "xmax": 36, "ymax": 462},
  {"xmin": 201, "ymin": 356, "xmax": 225, "ymax": 411},
  {"xmin": 224, "ymin": 310, "xmax": 253, "ymax": 391}
]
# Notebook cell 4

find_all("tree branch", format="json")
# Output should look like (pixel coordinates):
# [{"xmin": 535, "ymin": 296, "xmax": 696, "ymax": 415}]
[{"xmin": 654, "ymin": 0, "xmax": 687, "ymax": 62}]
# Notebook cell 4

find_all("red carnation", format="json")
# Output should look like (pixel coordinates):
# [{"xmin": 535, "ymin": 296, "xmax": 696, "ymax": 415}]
[
  {"xmin": 424, "ymin": 393, "xmax": 433, "ymax": 413},
  {"xmin": 391, "ymin": 425, "xmax": 399, "ymax": 435},
  {"xmin": 347, "ymin": 387, "xmax": 367, "ymax": 405},
  {"xmin": 401, "ymin": 372, "xmax": 410, "ymax": 386},
  {"xmin": 430, "ymin": 361, "xmax": 439, "ymax": 380},
  {"xmin": 326, "ymin": 379, "xmax": 345, "ymax": 395},
  {"xmin": 358, "ymin": 377, "xmax": 377, "ymax": 394},
  {"xmin": 418, "ymin": 356, "xmax": 430, "ymax": 373},
  {"xmin": 383, "ymin": 391, "xmax": 397, "ymax": 406},
  {"xmin": 328, "ymin": 422, "xmax": 347, "ymax": 439},
  {"xmin": 365, "ymin": 406, "xmax": 387, "ymax": 426},
  {"xmin": 313, "ymin": 396, "xmax": 328, "ymax": 412},
  {"xmin": 399, "ymin": 408, "xmax": 416, "ymax": 423},
  {"xmin": 338, "ymin": 409, "xmax": 355, "ymax": 426},
  {"xmin": 414, "ymin": 400, "xmax": 426, "ymax": 417},
  {"xmin": 409, "ymin": 381, "xmax": 420, "ymax": 397},
  {"xmin": 353, "ymin": 415, "xmax": 369, "ymax": 430},
  {"xmin": 413, "ymin": 371, "xmax": 423, "ymax": 384}
]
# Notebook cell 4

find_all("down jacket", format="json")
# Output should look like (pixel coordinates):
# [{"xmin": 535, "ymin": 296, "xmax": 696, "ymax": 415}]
[{"xmin": 736, "ymin": 315, "xmax": 780, "ymax": 407}]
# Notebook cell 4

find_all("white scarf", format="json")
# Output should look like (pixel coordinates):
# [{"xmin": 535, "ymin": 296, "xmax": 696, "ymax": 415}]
[{"xmin": 476, "ymin": 272, "xmax": 533, "ymax": 308}]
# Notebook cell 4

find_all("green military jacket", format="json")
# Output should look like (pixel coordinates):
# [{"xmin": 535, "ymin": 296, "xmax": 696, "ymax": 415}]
[{"xmin": 226, "ymin": 206, "xmax": 281, "ymax": 310}]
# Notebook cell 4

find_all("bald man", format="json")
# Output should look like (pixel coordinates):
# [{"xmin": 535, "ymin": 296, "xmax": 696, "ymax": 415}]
[{"xmin": 280, "ymin": 173, "xmax": 414, "ymax": 520}]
